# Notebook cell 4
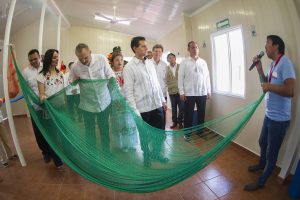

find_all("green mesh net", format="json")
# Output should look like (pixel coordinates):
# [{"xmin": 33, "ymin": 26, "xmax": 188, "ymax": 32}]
[{"xmin": 11, "ymin": 47, "xmax": 264, "ymax": 193}]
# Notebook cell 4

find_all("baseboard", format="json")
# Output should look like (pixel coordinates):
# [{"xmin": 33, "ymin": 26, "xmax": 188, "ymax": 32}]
[
  {"xmin": 2, "ymin": 114, "xmax": 28, "ymax": 121},
  {"xmin": 13, "ymin": 114, "xmax": 28, "ymax": 118}
]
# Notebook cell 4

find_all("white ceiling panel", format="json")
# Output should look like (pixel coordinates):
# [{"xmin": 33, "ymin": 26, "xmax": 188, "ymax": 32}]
[{"xmin": 1, "ymin": 0, "xmax": 212, "ymax": 40}]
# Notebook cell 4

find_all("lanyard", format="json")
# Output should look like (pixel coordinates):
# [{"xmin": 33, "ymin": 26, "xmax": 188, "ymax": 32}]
[{"xmin": 268, "ymin": 54, "xmax": 283, "ymax": 82}]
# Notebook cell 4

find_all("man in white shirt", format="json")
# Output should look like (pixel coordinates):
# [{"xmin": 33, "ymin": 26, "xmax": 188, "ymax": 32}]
[
  {"xmin": 178, "ymin": 41, "xmax": 211, "ymax": 131},
  {"xmin": 23, "ymin": 49, "xmax": 52, "ymax": 163},
  {"xmin": 70, "ymin": 43, "xmax": 115, "ymax": 151},
  {"xmin": 123, "ymin": 36, "xmax": 168, "ymax": 166},
  {"xmin": 152, "ymin": 44, "xmax": 168, "ymax": 128}
]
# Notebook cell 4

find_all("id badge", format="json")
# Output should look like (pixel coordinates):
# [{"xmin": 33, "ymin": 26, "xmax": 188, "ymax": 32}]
[{"xmin": 265, "ymin": 92, "xmax": 269, "ymax": 100}]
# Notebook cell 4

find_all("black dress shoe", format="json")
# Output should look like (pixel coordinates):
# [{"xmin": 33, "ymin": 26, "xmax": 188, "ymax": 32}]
[
  {"xmin": 156, "ymin": 155, "xmax": 169, "ymax": 163},
  {"xmin": 8, "ymin": 154, "xmax": 18, "ymax": 160},
  {"xmin": 43, "ymin": 154, "xmax": 51, "ymax": 163},
  {"xmin": 143, "ymin": 158, "xmax": 151, "ymax": 167},
  {"xmin": 183, "ymin": 134, "xmax": 191, "ymax": 141},
  {"xmin": 244, "ymin": 182, "xmax": 264, "ymax": 191},
  {"xmin": 248, "ymin": 164, "xmax": 264, "ymax": 172},
  {"xmin": 151, "ymin": 154, "xmax": 169, "ymax": 163},
  {"xmin": 2, "ymin": 162, "xmax": 8, "ymax": 168},
  {"xmin": 170, "ymin": 123, "xmax": 177, "ymax": 129}
]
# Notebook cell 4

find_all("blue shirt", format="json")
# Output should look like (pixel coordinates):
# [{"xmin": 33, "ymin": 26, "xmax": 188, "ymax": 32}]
[{"xmin": 265, "ymin": 55, "xmax": 295, "ymax": 121}]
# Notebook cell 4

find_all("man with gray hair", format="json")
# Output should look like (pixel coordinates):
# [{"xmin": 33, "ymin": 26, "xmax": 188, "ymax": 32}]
[
  {"xmin": 151, "ymin": 44, "xmax": 168, "ymax": 128},
  {"xmin": 70, "ymin": 43, "xmax": 115, "ymax": 151}
]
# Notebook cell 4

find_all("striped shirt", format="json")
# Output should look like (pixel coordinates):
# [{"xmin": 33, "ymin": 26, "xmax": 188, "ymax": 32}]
[
  {"xmin": 123, "ymin": 57, "xmax": 165, "ymax": 113},
  {"xmin": 151, "ymin": 59, "xmax": 168, "ymax": 97}
]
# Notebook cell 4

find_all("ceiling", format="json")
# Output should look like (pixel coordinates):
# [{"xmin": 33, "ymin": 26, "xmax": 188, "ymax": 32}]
[{"xmin": 1, "ymin": 0, "xmax": 212, "ymax": 41}]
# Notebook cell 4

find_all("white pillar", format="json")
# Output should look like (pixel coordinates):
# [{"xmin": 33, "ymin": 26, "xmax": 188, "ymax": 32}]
[
  {"xmin": 38, "ymin": 0, "xmax": 47, "ymax": 54},
  {"xmin": 57, "ymin": 14, "xmax": 61, "ymax": 51},
  {"xmin": 2, "ymin": 0, "xmax": 26, "ymax": 166}
]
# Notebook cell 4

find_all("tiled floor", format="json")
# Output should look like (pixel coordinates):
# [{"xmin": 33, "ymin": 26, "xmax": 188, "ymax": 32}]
[{"xmin": 0, "ymin": 114, "xmax": 293, "ymax": 200}]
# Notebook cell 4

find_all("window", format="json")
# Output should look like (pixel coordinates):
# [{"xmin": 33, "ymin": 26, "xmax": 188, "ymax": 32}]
[{"xmin": 211, "ymin": 26, "xmax": 245, "ymax": 97}]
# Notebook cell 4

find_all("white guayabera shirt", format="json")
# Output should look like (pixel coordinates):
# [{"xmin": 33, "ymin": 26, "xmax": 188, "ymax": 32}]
[
  {"xmin": 178, "ymin": 56, "xmax": 211, "ymax": 96},
  {"xmin": 123, "ymin": 57, "xmax": 165, "ymax": 114},
  {"xmin": 70, "ymin": 54, "xmax": 115, "ymax": 113}
]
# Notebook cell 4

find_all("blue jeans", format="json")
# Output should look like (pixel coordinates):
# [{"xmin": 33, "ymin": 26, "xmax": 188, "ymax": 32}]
[{"xmin": 257, "ymin": 116, "xmax": 290, "ymax": 186}]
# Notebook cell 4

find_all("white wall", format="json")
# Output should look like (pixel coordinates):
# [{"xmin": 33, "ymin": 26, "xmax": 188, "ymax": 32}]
[
  {"xmin": 60, "ymin": 26, "xmax": 155, "ymax": 65},
  {"xmin": 159, "ymin": 23, "xmax": 187, "ymax": 58}
]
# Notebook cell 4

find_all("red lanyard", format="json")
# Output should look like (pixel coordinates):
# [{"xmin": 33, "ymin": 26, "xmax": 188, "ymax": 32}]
[{"xmin": 268, "ymin": 54, "xmax": 283, "ymax": 82}]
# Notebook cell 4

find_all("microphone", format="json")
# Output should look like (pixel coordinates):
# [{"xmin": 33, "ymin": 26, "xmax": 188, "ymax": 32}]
[{"xmin": 249, "ymin": 51, "xmax": 265, "ymax": 71}]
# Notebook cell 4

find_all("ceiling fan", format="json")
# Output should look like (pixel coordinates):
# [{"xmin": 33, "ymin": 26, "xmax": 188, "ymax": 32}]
[{"xmin": 94, "ymin": 6, "xmax": 137, "ymax": 26}]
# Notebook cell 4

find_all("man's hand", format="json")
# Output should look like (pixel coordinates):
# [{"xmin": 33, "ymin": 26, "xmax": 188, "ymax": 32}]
[
  {"xmin": 0, "ymin": 98, "xmax": 3, "ymax": 107},
  {"xmin": 162, "ymin": 102, "xmax": 167, "ymax": 111},
  {"xmin": 71, "ymin": 89, "xmax": 77, "ymax": 94},
  {"xmin": 261, "ymin": 83, "xmax": 270, "ymax": 93},
  {"xmin": 207, "ymin": 93, "xmax": 211, "ymax": 100},
  {"xmin": 180, "ymin": 95, "xmax": 187, "ymax": 101},
  {"xmin": 72, "ymin": 75, "xmax": 80, "ymax": 81},
  {"xmin": 253, "ymin": 56, "xmax": 263, "ymax": 72}
]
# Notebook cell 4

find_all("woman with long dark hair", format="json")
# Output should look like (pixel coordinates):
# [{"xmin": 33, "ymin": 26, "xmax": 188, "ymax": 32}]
[
  {"xmin": 38, "ymin": 49, "xmax": 64, "ymax": 101},
  {"xmin": 37, "ymin": 49, "xmax": 64, "ymax": 169}
]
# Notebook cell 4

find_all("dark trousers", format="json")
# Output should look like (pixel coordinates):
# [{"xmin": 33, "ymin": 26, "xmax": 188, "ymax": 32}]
[
  {"xmin": 82, "ymin": 106, "xmax": 110, "ymax": 151},
  {"xmin": 257, "ymin": 116, "xmax": 290, "ymax": 186},
  {"xmin": 31, "ymin": 117, "xmax": 51, "ymax": 157},
  {"xmin": 31, "ymin": 116, "xmax": 62, "ymax": 167},
  {"xmin": 140, "ymin": 107, "xmax": 165, "ymax": 156},
  {"xmin": 169, "ymin": 93, "xmax": 184, "ymax": 123},
  {"xmin": 184, "ymin": 96, "xmax": 207, "ymax": 128},
  {"xmin": 163, "ymin": 97, "xmax": 167, "ymax": 129},
  {"xmin": 66, "ymin": 94, "xmax": 82, "ymax": 120}
]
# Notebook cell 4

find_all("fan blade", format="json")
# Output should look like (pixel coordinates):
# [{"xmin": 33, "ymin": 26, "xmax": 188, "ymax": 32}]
[
  {"xmin": 115, "ymin": 18, "xmax": 137, "ymax": 22},
  {"xmin": 95, "ymin": 13, "xmax": 112, "ymax": 21}
]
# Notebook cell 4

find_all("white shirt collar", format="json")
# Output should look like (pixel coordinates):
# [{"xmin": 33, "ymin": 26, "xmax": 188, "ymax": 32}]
[
  {"xmin": 133, "ymin": 56, "xmax": 145, "ymax": 64},
  {"xmin": 151, "ymin": 58, "xmax": 162, "ymax": 65},
  {"xmin": 189, "ymin": 56, "xmax": 200, "ymax": 61}
]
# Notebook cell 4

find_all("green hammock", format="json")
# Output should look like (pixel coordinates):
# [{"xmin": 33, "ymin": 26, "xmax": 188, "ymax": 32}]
[{"xmin": 11, "ymin": 47, "xmax": 264, "ymax": 193}]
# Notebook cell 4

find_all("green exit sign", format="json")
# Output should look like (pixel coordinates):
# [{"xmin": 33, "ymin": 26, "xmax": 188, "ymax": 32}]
[{"xmin": 216, "ymin": 18, "xmax": 230, "ymax": 30}]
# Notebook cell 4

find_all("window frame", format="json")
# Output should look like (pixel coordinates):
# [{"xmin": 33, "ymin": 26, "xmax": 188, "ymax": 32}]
[{"xmin": 210, "ymin": 25, "xmax": 246, "ymax": 99}]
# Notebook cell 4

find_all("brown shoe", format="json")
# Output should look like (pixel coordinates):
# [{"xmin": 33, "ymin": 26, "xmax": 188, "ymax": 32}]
[{"xmin": 170, "ymin": 122, "xmax": 177, "ymax": 129}]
